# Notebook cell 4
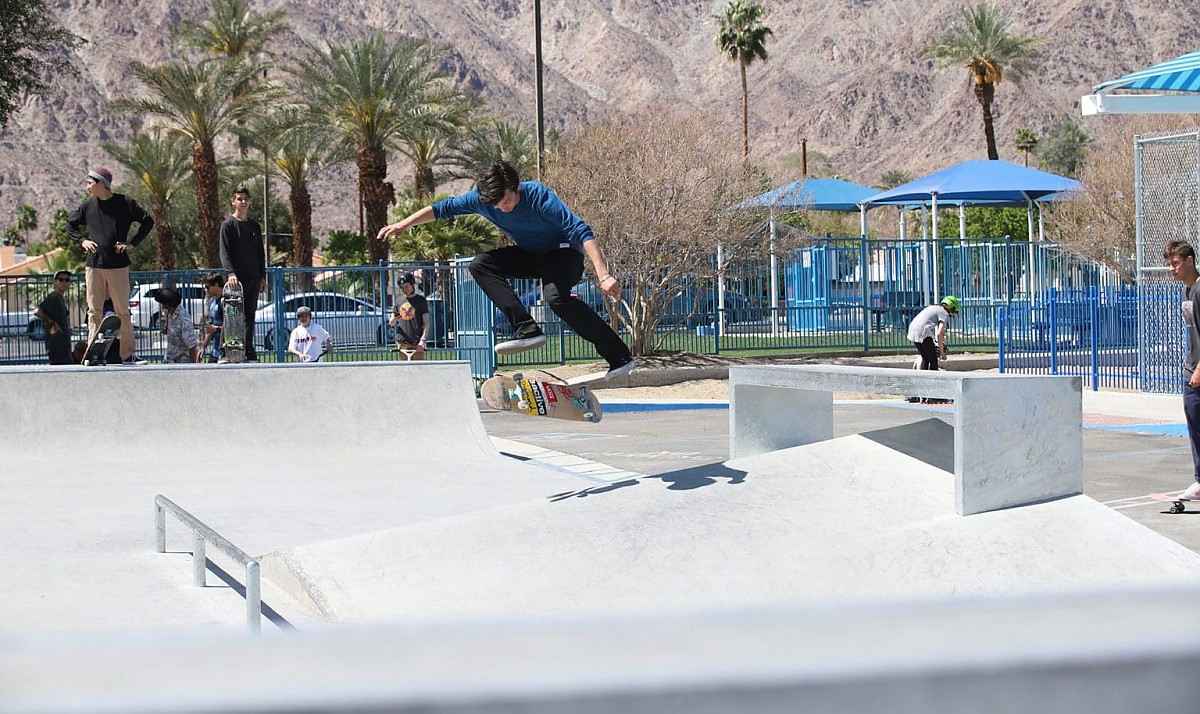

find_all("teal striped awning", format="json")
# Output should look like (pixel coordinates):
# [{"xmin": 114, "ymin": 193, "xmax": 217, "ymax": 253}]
[{"xmin": 1093, "ymin": 50, "xmax": 1200, "ymax": 93}]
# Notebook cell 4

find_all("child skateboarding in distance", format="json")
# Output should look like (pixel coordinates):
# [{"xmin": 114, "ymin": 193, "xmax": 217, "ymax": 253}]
[
  {"xmin": 376, "ymin": 160, "xmax": 636, "ymax": 379},
  {"xmin": 288, "ymin": 306, "xmax": 332, "ymax": 362},
  {"xmin": 1166, "ymin": 240, "xmax": 1200, "ymax": 502}
]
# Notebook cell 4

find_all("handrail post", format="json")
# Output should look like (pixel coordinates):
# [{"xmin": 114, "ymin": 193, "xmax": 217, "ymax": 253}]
[
  {"xmin": 246, "ymin": 561, "xmax": 262, "ymax": 633},
  {"xmin": 154, "ymin": 502, "xmax": 166, "ymax": 553},
  {"xmin": 193, "ymin": 531, "xmax": 207, "ymax": 587}
]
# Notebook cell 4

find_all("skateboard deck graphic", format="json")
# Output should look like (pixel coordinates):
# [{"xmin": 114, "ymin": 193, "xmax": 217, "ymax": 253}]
[
  {"xmin": 481, "ymin": 373, "xmax": 602, "ymax": 423},
  {"xmin": 221, "ymin": 284, "xmax": 246, "ymax": 363},
  {"xmin": 82, "ymin": 313, "xmax": 122, "ymax": 366},
  {"xmin": 1150, "ymin": 493, "xmax": 1198, "ymax": 514}
]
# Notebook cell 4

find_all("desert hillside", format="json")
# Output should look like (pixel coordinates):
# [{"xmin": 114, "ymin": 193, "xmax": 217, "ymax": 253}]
[{"xmin": 2, "ymin": 0, "xmax": 1198, "ymax": 243}]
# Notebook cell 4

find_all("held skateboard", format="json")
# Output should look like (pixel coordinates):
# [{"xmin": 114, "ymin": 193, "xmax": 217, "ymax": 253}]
[
  {"xmin": 480, "ymin": 372, "xmax": 603, "ymax": 423},
  {"xmin": 82, "ymin": 313, "xmax": 122, "ymax": 366},
  {"xmin": 1150, "ymin": 493, "xmax": 1198, "ymax": 514},
  {"xmin": 221, "ymin": 283, "xmax": 246, "ymax": 363}
]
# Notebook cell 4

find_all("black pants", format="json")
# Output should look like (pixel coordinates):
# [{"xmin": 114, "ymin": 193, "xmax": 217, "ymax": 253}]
[
  {"xmin": 915, "ymin": 337, "xmax": 940, "ymax": 370},
  {"xmin": 47, "ymin": 340, "xmax": 72, "ymax": 365},
  {"xmin": 242, "ymin": 277, "xmax": 260, "ymax": 359},
  {"xmin": 469, "ymin": 246, "xmax": 631, "ymax": 366},
  {"xmin": 1184, "ymin": 381, "xmax": 1200, "ymax": 482}
]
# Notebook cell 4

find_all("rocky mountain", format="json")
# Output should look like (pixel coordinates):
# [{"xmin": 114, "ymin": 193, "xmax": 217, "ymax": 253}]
[{"xmin": 2, "ymin": 0, "xmax": 1199, "ymax": 246}]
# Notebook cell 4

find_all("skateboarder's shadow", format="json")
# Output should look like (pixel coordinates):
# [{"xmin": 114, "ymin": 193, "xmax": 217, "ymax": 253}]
[{"xmin": 655, "ymin": 463, "xmax": 747, "ymax": 491}]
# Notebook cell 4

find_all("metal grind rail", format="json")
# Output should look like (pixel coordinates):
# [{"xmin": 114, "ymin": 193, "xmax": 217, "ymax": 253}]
[{"xmin": 154, "ymin": 495, "xmax": 261, "ymax": 633}]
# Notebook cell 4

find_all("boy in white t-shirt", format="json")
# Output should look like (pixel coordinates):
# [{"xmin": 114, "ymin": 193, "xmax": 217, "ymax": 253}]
[{"xmin": 287, "ymin": 305, "xmax": 333, "ymax": 362}]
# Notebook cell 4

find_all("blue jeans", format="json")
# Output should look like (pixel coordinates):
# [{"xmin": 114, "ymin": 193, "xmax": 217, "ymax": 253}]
[{"xmin": 1184, "ymin": 381, "xmax": 1200, "ymax": 482}]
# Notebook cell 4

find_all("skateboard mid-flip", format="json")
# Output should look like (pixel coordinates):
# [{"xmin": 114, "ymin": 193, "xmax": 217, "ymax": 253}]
[
  {"xmin": 221, "ymin": 282, "xmax": 246, "ymax": 363},
  {"xmin": 1150, "ymin": 492, "xmax": 1198, "ymax": 514},
  {"xmin": 81, "ymin": 313, "xmax": 122, "ymax": 366},
  {"xmin": 481, "ymin": 372, "xmax": 603, "ymax": 423}
]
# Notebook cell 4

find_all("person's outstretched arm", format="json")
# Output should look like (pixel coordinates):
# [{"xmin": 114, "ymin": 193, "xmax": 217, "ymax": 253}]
[{"xmin": 376, "ymin": 206, "xmax": 436, "ymax": 242}]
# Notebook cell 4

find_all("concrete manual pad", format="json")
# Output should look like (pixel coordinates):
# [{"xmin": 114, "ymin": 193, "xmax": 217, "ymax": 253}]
[{"xmin": 263, "ymin": 433, "xmax": 1200, "ymax": 623}]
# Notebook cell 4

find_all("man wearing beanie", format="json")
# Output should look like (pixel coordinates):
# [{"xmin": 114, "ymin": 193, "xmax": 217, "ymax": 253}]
[{"xmin": 66, "ymin": 167, "xmax": 155, "ymax": 364}]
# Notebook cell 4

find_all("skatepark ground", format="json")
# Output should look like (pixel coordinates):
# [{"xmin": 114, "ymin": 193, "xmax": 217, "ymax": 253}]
[{"xmin": 3, "ymin": 356, "xmax": 1200, "ymax": 712}]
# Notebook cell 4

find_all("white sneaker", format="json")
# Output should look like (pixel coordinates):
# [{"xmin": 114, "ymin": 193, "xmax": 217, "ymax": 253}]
[
  {"xmin": 1180, "ymin": 482, "xmax": 1200, "ymax": 500},
  {"xmin": 605, "ymin": 357, "xmax": 637, "ymax": 379},
  {"xmin": 494, "ymin": 333, "xmax": 547, "ymax": 355}
]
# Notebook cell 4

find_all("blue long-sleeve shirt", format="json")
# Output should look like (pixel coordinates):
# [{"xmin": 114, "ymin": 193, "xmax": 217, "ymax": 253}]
[{"xmin": 432, "ymin": 181, "xmax": 594, "ymax": 253}]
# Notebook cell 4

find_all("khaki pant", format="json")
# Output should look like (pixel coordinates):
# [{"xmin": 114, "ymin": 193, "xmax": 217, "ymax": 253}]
[
  {"xmin": 85, "ymin": 266, "xmax": 135, "ymax": 361},
  {"xmin": 396, "ymin": 342, "xmax": 425, "ymax": 360}
]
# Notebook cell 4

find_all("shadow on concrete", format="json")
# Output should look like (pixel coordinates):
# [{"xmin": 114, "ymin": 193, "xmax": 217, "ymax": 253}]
[
  {"xmin": 549, "ymin": 479, "xmax": 641, "ymax": 502},
  {"xmin": 859, "ymin": 417, "xmax": 954, "ymax": 474},
  {"xmin": 654, "ymin": 463, "xmax": 748, "ymax": 491}
]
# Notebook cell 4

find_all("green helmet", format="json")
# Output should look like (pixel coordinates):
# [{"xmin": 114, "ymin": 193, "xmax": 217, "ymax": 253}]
[{"xmin": 941, "ymin": 295, "xmax": 961, "ymax": 311}]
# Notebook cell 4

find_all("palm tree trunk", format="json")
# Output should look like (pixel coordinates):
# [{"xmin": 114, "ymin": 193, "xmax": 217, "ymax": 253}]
[
  {"xmin": 359, "ymin": 142, "xmax": 390, "ymax": 265},
  {"xmin": 193, "ymin": 140, "xmax": 222, "ymax": 266},
  {"xmin": 739, "ymin": 52, "xmax": 750, "ymax": 168},
  {"xmin": 152, "ymin": 197, "xmax": 176, "ymax": 271},
  {"xmin": 975, "ymin": 82, "xmax": 999, "ymax": 160},
  {"xmin": 414, "ymin": 165, "xmax": 435, "ymax": 201},
  {"xmin": 289, "ymin": 180, "xmax": 315, "ymax": 292}
]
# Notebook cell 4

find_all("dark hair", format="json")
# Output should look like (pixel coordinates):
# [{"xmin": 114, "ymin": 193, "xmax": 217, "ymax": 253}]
[
  {"xmin": 232, "ymin": 186, "xmax": 251, "ymax": 199},
  {"xmin": 53, "ymin": 270, "xmax": 71, "ymax": 281},
  {"xmin": 156, "ymin": 286, "xmax": 182, "ymax": 308},
  {"xmin": 203, "ymin": 271, "xmax": 224, "ymax": 288},
  {"xmin": 476, "ymin": 161, "xmax": 520, "ymax": 205},
  {"xmin": 1165, "ymin": 240, "xmax": 1196, "ymax": 262}
]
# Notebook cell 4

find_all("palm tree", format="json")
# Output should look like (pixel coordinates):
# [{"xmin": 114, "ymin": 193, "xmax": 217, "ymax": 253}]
[
  {"xmin": 175, "ymin": 0, "xmax": 287, "ymax": 59},
  {"xmin": 242, "ymin": 109, "xmax": 332, "ymax": 272},
  {"xmin": 456, "ymin": 118, "xmax": 537, "ymax": 179},
  {"xmin": 389, "ymin": 193, "xmax": 500, "ymax": 261},
  {"xmin": 113, "ymin": 58, "xmax": 280, "ymax": 267},
  {"xmin": 1014, "ymin": 127, "xmax": 1039, "ymax": 167},
  {"xmin": 714, "ymin": 0, "xmax": 773, "ymax": 167},
  {"xmin": 920, "ymin": 2, "xmax": 1042, "ymax": 160},
  {"xmin": 398, "ymin": 91, "xmax": 483, "ymax": 199},
  {"xmin": 15, "ymin": 204, "xmax": 37, "ymax": 247},
  {"xmin": 102, "ymin": 128, "xmax": 193, "ymax": 270},
  {"xmin": 878, "ymin": 169, "xmax": 914, "ymax": 190},
  {"xmin": 290, "ymin": 33, "xmax": 455, "ymax": 265},
  {"xmin": 175, "ymin": 0, "xmax": 287, "ymax": 156}
]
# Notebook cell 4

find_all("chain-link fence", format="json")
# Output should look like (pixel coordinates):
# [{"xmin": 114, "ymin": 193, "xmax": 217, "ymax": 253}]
[{"xmin": 1136, "ymin": 130, "xmax": 1200, "ymax": 393}]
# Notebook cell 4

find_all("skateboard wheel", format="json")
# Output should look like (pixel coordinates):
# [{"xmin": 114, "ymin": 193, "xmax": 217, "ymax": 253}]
[
  {"xmin": 1172, "ymin": 502, "xmax": 1186, "ymax": 514},
  {"xmin": 583, "ymin": 411, "xmax": 596, "ymax": 421},
  {"xmin": 517, "ymin": 400, "xmax": 530, "ymax": 410},
  {"xmin": 512, "ymin": 372, "xmax": 523, "ymax": 381}
]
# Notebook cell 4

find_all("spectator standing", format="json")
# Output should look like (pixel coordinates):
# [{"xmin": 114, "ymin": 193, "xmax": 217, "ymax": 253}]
[
  {"xmin": 219, "ymin": 186, "xmax": 265, "ymax": 362},
  {"xmin": 1166, "ymin": 240, "xmax": 1200, "ymax": 501},
  {"xmin": 389, "ymin": 271, "xmax": 429, "ymax": 359},
  {"xmin": 34, "ymin": 270, "xmax": 73, "ymax": 365},
  {"xmin": 66, "ymin": 167, "xmax": 153, "ymax": 364},
  {"xmin": 287, "ymin": 306, "xmax": 332, "ymax": 362},
  {"xmin": 155, "ymin": 286, "xmax": 199, "ymax": 363},
  {"xmin": 197, "ymin": 272, "xmax": 225, "ymax": 363}
]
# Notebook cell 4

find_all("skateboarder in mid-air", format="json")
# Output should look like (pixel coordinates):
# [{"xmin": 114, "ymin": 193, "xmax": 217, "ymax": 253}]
[{"xmin": 377, "ymin": 161, "xmax": 636, "ymax": 379}]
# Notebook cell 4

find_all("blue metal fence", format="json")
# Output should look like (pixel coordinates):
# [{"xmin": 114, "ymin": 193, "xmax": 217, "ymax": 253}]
[{"xmin": 3, "ymin": 238, "xmax": 1166, "ymax": 387}]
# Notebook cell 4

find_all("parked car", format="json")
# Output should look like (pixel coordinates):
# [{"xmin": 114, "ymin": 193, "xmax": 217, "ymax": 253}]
[
  {"xmin": 128, "ymin": 283, "xmax": 208, "ymax": 330},
  {"xmin": 255, "ymin": 292, "xmax": 391, "ymax": 351},
  {"xmin": 0, "ymin": 308, "xmax": 36, "ymax": 338}
]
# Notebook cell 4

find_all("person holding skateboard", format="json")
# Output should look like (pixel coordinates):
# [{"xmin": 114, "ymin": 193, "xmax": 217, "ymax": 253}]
[
  {"xmin": 66, "ymin": 167, "xmax": 154, "ymax": 365},
  {"xmin": 906, "ymin": 295, "xmax": 959, "ymax": 405},
  {"xmin": 376, "ymin": 161, "xmax": 635, "ymax": 379},
  {"xmin": 219, "ymin": 186, "xmax": 266, "ymax": 362},
  {"xmin": 287, "ymin": 306, "xmax": 332, "ymax": 362},
  {"xmin": 389, "ymin": 271, "xmax": 428, "ymax": 360},
  {"xmin": 155, "ymin": 286, "xmax": 199, "ymax": 364},
  {"xmin": 34, "ymin": 270, "xmax": 73, "ymax": 365},
  {"xmin": 1166, "ymin": 240, "xmax": 1200, "ymax": 501}
]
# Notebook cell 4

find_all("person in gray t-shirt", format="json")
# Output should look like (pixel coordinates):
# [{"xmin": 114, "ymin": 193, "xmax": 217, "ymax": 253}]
[{"xmin": 1166, "ymin": 239, "xmax": 1200, "ymax": 500}]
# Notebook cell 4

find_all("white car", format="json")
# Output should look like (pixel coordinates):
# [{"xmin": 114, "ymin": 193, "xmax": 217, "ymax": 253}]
[
  {"xmin": 128, "ymin": 282, "xmax": 208, "ymax": 330},
  {"xmin": 254, "ymin": 292, "xmax": 392, "ymax": 351}
]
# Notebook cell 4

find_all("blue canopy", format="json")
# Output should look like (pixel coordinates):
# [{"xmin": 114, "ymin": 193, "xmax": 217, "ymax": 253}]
[
  {"xmin": 1092, "ymin": 49, "xmax": 1200, "ymax": 93},
  {"xmin": 736, "ymin": 177, "xmax": 877, "ymax": 212},
  {"xmin": 863, "ymin": 160, "xmax": 1083, "ymax": 206}
]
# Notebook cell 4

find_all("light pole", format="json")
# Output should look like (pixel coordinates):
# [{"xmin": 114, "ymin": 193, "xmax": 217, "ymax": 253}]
[{"xmin": 534, "ymin": 0, "xmax": 546, "ymax": 180}]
